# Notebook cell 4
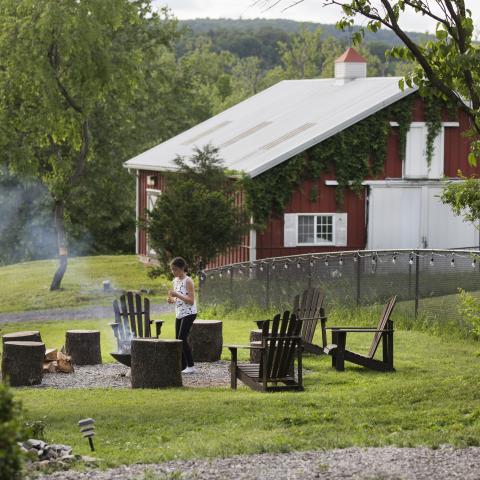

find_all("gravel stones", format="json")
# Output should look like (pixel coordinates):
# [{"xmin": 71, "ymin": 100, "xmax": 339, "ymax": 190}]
[
  {"xmin": 31, "ymin": 361, "xmax": 231, "ymax": 389},
  {"xmin": 29, "ymin": 446, "xmax": 480, "ymax": 480}
]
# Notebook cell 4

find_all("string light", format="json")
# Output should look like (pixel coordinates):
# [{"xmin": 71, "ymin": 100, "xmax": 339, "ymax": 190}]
[
  {"xmin": 392, "ymin": 253, "xmax": 397, "ymax": 264},
  {"xmin": 371, "ymin": 254, "xmax": 377, "ymax": 265},
  {"xmin": 451, "ymin": 254, "xmax": 455, "ymax": 267},
  {"xmin": 409, "ymin": 254, "xmax": 414, "ymax": 265},
  {"xmin": 227, "ymin": 268, "xmax": 231, "ymax": 275},
  {"xmin": 472, "ymin": 258, "xmax": 477, "ymax": 268},
  {"xmin": 309, "ymin": 259, "xmax": 314, "ymax": 267},
  {"xmin": 324, "ymin": 257, "xmax": 329, "ymax": 267},
  {"xmin": 259, "ymin": 264, "xmax": 264, "ymax": 272},
  {"xmin": 219, "ymin": 271, "xmax": 222, "ymax": 278},
  {"xmin": 297, "ymin": 261, "xmax": 302, "ymax": 269},
  {"xmin": 284, "ymin": 262, "xmax": 289, "ymax": 269},
  {"xmin": 339, "ymin": 256, "xmax": 344, "ymax": 266},
  {"xmin": 271, "ymin": 263, "xmax": 276, "ymax": 270},
  {"xmin": 353, "ymin": 253, "xmax": 358, "ymax": 262}
]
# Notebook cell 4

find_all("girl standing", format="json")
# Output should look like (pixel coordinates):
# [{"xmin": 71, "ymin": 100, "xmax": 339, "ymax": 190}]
[{"xmin": 168, "ymin": 257, "xmax": 197, "ymax": 373}]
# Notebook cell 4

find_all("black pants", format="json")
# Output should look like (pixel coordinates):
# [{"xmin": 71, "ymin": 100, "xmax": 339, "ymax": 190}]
[{"xmin": 175, "ymin": 313, "xmax": 196, "ymax": 369}]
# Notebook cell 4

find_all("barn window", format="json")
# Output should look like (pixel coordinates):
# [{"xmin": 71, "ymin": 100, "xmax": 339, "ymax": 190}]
[{"xmin": 284, "ymin": 213, "xmax": 347, "ymax": 247}]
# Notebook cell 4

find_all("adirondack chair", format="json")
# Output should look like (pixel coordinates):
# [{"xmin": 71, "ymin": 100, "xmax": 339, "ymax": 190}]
[
  {"xmin": 254, "ymin": 287, "xmax": 326, "ymax": 356},
  {"xmin": 228, "ymin": 311, "xmax": 304, "ymax": 392},
  {"xmin": 323, "ymin": 296, "xmax": 397, "ymax": 372},
  {"xmin": 292, "ymin": 287, "xmax": 327, "ymax": 355},
  {"xmin": 109, "ymin": 291, "xmax": 164, "ymax": 363}
]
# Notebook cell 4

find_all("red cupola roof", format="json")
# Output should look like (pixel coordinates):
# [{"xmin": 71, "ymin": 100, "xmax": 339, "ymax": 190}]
[{"xmin": 335, "ymin": 47, "xmax": 367, "ymax": 63}]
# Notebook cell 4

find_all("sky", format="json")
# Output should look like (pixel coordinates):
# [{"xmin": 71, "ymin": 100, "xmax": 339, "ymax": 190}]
[{"xmin": 154, "ymin": 0, "xmax": 480, "ymax": 34}]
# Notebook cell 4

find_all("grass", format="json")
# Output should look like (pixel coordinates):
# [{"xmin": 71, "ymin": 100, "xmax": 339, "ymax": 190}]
[
  {"xmin": 9, "ymin": 312, "xmax": 480, "ymax": 468},
  {"xmin": 0, "ymin": 255, "xmax": 169, "ymax": 313}
]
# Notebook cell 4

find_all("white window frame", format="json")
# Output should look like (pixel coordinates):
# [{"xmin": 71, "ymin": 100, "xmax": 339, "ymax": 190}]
[
  {"xmin": 146, "ymin": 188, "xmax": 162, "ymax": 255},
  {"xmin": 284, "ymin": 213, "xmax": 347, "ymax": 247}
]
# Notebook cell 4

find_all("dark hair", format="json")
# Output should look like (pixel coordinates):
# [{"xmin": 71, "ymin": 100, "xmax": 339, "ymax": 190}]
[{"xmin": 170, "ymin": 257, "xmax": 187, "ymax": 271}]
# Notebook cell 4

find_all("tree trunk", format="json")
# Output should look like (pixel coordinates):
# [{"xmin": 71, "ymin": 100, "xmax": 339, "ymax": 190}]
[
  {"xmin": 50, "ymin": 200, "xmax": 68, "ymax": 291},
  {"xmin": 2, "ymin": 341, "xmax": 46, "ymax": 386}
]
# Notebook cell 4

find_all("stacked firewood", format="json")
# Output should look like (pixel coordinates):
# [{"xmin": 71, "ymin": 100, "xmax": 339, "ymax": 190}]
[{"xmin": 43, "ymin": 348, "xmax": 74, "ymax": 374}]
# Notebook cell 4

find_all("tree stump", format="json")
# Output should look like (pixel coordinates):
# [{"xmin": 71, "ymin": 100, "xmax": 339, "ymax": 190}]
[
  {"xmin": 65, "ymin": 330, "xmax": 102, "ymax": 365},
  {"xmin": 131, "ymin": 339, "xmax": 182, "ymax": 389},
  {"xmin": 1, "ymin": 341, "xmax": 46, "ymax": 386},
  {"xmin": 250, "ymin": 329, "xmax": 263, "ymax": 363},
  {"xmin": 2, "ymin": 331, "xmax": 42, "ymax": 345},
  {"xmin": 188, "ymin": 320, "xmax": 223, "ymax": 362}
]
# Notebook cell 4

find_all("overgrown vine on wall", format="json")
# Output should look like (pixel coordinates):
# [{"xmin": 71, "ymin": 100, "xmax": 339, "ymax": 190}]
[
  {"xmin": 424, "ymin": 96, "xmax": 443, "ymax": 167},
  {"xmin": 243, "ymin": 94, "xmax": 415, "ymax": 226}
]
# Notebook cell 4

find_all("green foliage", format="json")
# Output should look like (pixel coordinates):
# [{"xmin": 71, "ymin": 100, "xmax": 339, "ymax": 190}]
[
  {"xmin": 0, "ymin": 383, "xmax": 23, "ymax": 479},
  {"xmin": 243, "ymin": 95, "xmax": 414, "ymax": 225},
  {"xmin": 146, "ymin": 146, "xmax": 250, "ymax": 273},
  {"xmin": 457, "ymin": 288, "xmax": 480, "ymax": 338},
  {"xmin": 441, "ymin": 175, "xmax": 480, "ymax": 224}
]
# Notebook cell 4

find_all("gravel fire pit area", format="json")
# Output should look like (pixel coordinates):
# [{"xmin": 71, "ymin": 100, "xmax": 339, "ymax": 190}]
[{"xmin": 29, "ymin": 361, "xmax": 231, "ymax": 389}]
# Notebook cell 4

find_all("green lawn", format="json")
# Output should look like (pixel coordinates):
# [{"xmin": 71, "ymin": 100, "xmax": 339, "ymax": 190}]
[
  {"xmin": 0, "ymin": 255, "xmax": 169, "ymax": 313},
  {"xmin": 9, "ymin": 315, "xmax": 480, "ymax": 468}
]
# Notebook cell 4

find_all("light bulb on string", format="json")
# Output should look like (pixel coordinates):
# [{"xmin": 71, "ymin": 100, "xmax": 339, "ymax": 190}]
[
  {"xmin": 309, "ymin": 259, "xmax": 314, "ymax": 267},
  {"xmin": 339, "ymin": 257, "xmax": 343, "ymax": 266},
  {"xmin": 219, "ymin": 271, "xmax": 223, "ymax": 278},
  {"xmin": 297, "ymin": 261, "xmax": 301, "ymax": 269},
  {"xmin": 451, "ymin": 255, "xmax": 455, "ymax": 267},
  {"xmin": 472, "ymin": 258, "xmax": 477, "ymax": 268},
  {"xmin": 392, "ymin": 253, "xmax": 397, "ymax": 264},
  {"xmin": 324, "ymin": 257, "xmax": 329, "ymax": 267},
  {"xmin": 430, "ymin": 255, "xmax": 434, "ymax": 266},
  {"xmin": 284, "ymin": 263, "xmax": 288, "ymax": 270},
  {"xmin": 371, "ymin": 255, "xmax": 377, "ymax": 265},
  {"xmin": 227, "ymin": 269, "xmax": 231, "ymax": 275},
  {"xmin": 271, "ymin": 263, "xmax": 276, "ymax": 270},
  {"xmin": 353, "ymin": 253, "xmax": 358, "ymax": 263},
  {"xmin": 409, "ymin": 254, "xmax": 414, "ymax": 265},
  {"xmin": 259, "ymin": 264, "xmax": 264, "ymax": 272}
]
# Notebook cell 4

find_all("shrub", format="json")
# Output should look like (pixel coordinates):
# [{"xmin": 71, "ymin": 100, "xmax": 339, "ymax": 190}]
[
  {"xmin": 457, "ymin": 288, "xmax": 480, "ymax": 338},
  {"xmin": 0, "ymin": 382, "xmax": 23, "ymax": 479}
]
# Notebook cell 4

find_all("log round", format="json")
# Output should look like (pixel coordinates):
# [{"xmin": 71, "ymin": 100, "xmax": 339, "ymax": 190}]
[
  {"xmin": 250, "ymin": 329, "xmax": 263, "ymax": 363},
  {"xmin": 65, "ymin": 330, "xmax": 102, "ymax": 365},
  {"xmin": 2, "ymin": 331, "xmax": 42, "ymax": 345},
  {"xmin": 131, "ymin": 339, "xmax": 182, "ymax": 389},
  {"xmin": 187, "ymin": 320, "xmax": 223, "ymax": 362},
  {"xmin": 1, "ymin": 341, "xmax": 45, "ymax": 386}
]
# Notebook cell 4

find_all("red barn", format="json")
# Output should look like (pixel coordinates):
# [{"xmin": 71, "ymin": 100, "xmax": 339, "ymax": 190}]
[{"xmin": 124, "ymin": 48, "xmax": 479, "ymax": 267}]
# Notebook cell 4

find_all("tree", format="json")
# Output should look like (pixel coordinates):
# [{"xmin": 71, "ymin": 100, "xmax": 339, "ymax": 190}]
[
  {"xmin": 0, "ymin": 1, "xmax": 178, "ymax": 289},
  {"xmin": 255, "ymin": 1, "xmax": 480, "ymax": 160},
  {"xmin": 145, "ymin": 145, "xmax": 250, "ymax": 274}
]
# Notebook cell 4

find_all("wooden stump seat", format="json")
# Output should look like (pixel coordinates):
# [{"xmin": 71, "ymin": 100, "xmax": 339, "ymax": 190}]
[
  {"xmin": 249, "ymin": 329, "xmax": 263, "ymax": 363},
  {"xmin": 131, "ymin": 339, "xmax": 182, "ymax": 389},
  {"xmin": 2, "ymin": 331, "xmax": 42, "ymax": 345},
  {"xmin": 2, "ymin": 341, "xmax": 46, "ymax": 386},
  {"xmin": 188, "ymin": 320, "xmax": 223, "ymax": 362},
  {"xmin": 65, "ymin": 330, "xmax": 102, "ymax": 365}
]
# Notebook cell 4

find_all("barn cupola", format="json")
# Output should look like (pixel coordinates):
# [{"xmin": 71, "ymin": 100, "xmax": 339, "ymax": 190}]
[{"xmin": 334, "ymin": 47, "xmax": 367, "ymax": 85}]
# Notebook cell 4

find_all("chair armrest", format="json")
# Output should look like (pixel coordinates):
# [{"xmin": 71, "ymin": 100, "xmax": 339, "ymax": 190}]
[
  {"xmin": 255, "ymin": 319, "xmax": 270, "ymax": 329},
  {"xmin": 226, "ymin": 344, "xmax": 264, "ymax": 350},
  {"xmin": 327, "ymin": 328, "xmax": 393, "ymax": 333},
  {"xmin": 109, "ymin": 322, "xmax": 119, "ymax": 339}
]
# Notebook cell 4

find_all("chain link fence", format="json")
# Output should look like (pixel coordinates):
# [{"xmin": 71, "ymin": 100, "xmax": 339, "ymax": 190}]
[{"xmin": 200, "ymin": 249, "xmax": 480, "ymax": 335}]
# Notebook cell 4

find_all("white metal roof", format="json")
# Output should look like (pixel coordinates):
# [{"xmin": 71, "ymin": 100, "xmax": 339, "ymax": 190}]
[{"xmin": 124, "ymin": 77, "xmax": 417, "ymax": 178}]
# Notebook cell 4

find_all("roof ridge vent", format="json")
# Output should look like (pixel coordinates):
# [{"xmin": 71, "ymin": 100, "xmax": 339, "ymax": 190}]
[{"xmin": 334, "ymin": 47, "xmax": 367, "ymax": 85}]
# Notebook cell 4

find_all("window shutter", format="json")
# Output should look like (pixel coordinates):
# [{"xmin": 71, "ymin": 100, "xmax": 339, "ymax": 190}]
[
  {"xmin": 335, "ymin": 213, "xmax": 347, "ymax": 246},
  {"xmin": 284, "ymin": 214, "xmax": 298, "ymax": 247}
]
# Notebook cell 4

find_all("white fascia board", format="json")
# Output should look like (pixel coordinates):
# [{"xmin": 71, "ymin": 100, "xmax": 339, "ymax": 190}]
[
  {"xmin": 326, "ymin": 178, "xmax": 465, "ymax": 187},
  {"xmin": 390, "ymin": 121, "xmax": 459, "ymax": 127},
  {"xmin": 248, "ymin": 87, "xmax": 417, "ymax": 178}
]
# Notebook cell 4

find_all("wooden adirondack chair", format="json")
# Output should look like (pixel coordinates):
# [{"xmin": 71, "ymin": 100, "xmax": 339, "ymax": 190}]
[
  {"xmin": 228, "ymin": 311, "xmax": 304, "ymax": 392},
  {"xmin": 292, "ymin": 287, "xmax": 327, "ymax": 355},
  {"xmin": 323, "ymin": 296, "xmax": 397, "ymax": 372},
  {"xmin": 254, "ymin": 287, "xmax": 326, "ymax": 356},
  {"xmin": 109, "ymin": 291, "xmax": 164, "ymax": 356}
]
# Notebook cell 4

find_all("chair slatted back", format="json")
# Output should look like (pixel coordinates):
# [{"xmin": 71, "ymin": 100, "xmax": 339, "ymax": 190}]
[
  {"xmin": 260, "ymin": 311, "xmax": 302, "ymax": 380},
  {"xmin": 113, "ymin": 291, "xmax": 151, "ymax": 341},
  {"xmin": 293, "ymin": 287, "xmax": 325, "ymax": 345},
  {"xmin": 367, "ymin": 295, "xmax": 397, "ymax": 359}
]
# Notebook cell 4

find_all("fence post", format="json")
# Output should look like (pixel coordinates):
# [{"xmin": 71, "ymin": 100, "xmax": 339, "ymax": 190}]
[
  {"xmin": 415, "ymin": 250, "xmax": 420, "ymax": 318},
  {"xmin": 230, "ymin": 267, "xmax": 234, "ymax": 308},
  {"xmin": 356, "ymin": 255, "xmax": 361, "ymax": 306},
  {"xmin": 265, "ymin": 263, "xmax": 270, "ymax": 310},
  {"xmin": 308, "ymin": 257, "xmax": 312, "ymax": 289}
]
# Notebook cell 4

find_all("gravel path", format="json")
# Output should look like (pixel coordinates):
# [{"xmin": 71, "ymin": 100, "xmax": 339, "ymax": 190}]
[
  {"xmin": 0, "ymin": 303, "xmax": 174, "ymax": 324},
  {"xmin": 30, "ymin": 446, "xmax": 480, "ymax": 479},
  {"xmin": 29, "ymin": 361, "xmax": 230, "ymax": 389}
]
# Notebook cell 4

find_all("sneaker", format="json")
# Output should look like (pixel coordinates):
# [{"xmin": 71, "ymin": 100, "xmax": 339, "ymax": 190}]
[{"xmin": 182, "ymin": 366, "xmax": 196, "ymax": 374}]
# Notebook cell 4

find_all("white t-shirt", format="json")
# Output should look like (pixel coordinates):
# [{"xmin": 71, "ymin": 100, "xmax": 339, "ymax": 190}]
[{"xmin": 173, "ymin": 276, "xmax": 197, "ymax": 318}]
